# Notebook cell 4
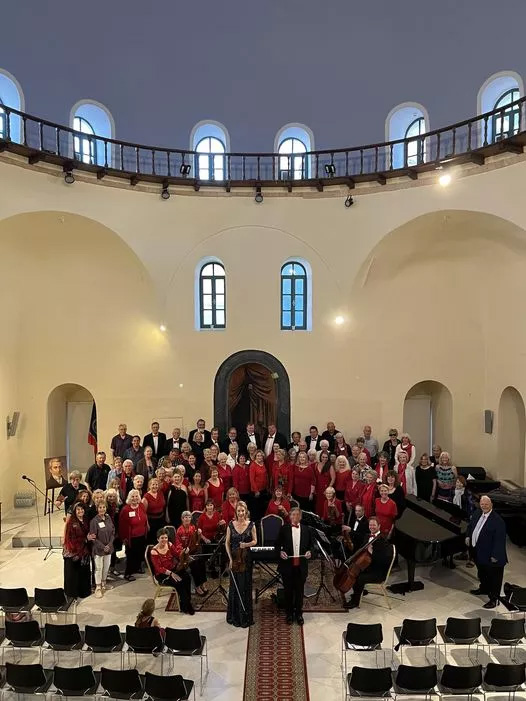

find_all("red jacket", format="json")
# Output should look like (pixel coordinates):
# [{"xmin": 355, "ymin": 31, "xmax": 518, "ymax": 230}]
[
  {"xmin": 119, "ymin": 503, "xmax": 148, "ymax": 541},
  {"xmin": 322, "ymin": 498, "xmax": 343, "ymax": 525},
  {"xmin": 291, "ymin": 464, "xmax": 315, "ymax": 498},
  {"xmin": 232, "ymin": 464, "xmax": 251, "ymax": 494},
  {"xmin": 221, "ymin": 499, "xmax": 237, "ymax": 523},
  {"xmin": 197, "ymin": 511, "xmax": 220, "ymax": 541},
  {"xmin": 249, "ymin": 463, "xmax": 268, "ymax": 493}
]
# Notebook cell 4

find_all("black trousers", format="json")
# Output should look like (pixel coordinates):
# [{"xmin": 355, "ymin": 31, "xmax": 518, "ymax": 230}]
[
  {"xmin": 350, "ymin": 571, "xmax": 385, "ymax": 604},
  {"xmin": 125, "ymin": 535, "xmax": 146, "ymax": 576},
  {"xmin": 189, "ymin": 557, "xmax": 207, "ymax": 587},
  {"xmin": 156, "ymin": 569, "xmax": 192, "ymax": 611},
  {"xmin": 476, "ymin": 561, "xmax": 504, "ymax": 601},
  {"xmin": 282, "ymin": 565, "xmax": 306, "ymax": 616}
]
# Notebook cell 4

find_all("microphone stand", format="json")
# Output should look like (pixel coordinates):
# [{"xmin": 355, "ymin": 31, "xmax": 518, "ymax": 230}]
[
  {"xmin": 198, "ymin": 535, "xmax": 229, "ymax": 610},
  {"xmin": 22, "ymin": 476, "xmax": 61, "ymax": 560}
]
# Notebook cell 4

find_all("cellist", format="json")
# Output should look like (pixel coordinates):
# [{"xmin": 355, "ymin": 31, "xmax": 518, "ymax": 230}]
[
  {"xmin": 343, "ymin": 516, "xmax": 394, "ymax": 609},
  {"xmin": 175, "ymin": 511, "xmax": 208, "ymax": 596}
]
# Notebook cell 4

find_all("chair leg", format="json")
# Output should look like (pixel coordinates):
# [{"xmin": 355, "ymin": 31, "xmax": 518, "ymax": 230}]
[{"xmin": 200, "ymin": 655, "xmax": 203, "ymax": 696}]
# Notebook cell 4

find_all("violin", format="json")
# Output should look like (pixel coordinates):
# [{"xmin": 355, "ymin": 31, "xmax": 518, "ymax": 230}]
[
  {"xmin": 333, "ymin": 532, "xmax": 380, "ymax": 594},
  {"xmin": 327, "ymin": 503, "xmax": 339, "ymax": 525},
  {"xmin": 176, "ymin": 526, "xmax": 200, "ymax": 571},
  {"xmin": 231, "ymin": 544, "xmax": 247, "ymax": 573},
  {"xmin": 342, "ymin": 528, "xmax": 353, "ymax": 552}
]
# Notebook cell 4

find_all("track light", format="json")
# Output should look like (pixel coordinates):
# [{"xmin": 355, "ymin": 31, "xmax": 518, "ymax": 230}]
[
  {"xmin": 255, "ymin": 186, "xmax": 263, "ymax": 203},
  {"xmin": 325, "ymin": 164, "xmax": 336, "ymax": 176},
  {"xmin": 344, "ymin": 194, "xmax": 354, "ymax": 208},
  {"xmin": 161, "ymin": 180, "xmax": 170, "ymax": 199},
  {"xmin": 438, "ymin": 172, "xmax": 452, "ymax": 187},
  {"xmin": 180, "ymin": 163, "xmax": 191, "ymax": 176},
  {"xmin": 64, "ymin": 171, "xmax": 75, "ymax": 184},
  {"xmin": 159, "ymin": 324, "xmax": 167, "ymax": 332}
]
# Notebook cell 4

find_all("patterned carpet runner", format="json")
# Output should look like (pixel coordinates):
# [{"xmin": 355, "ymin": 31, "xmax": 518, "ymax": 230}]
[{"xmin": 243, "ymin": 599, "xmax": 310, "ymax": 701}]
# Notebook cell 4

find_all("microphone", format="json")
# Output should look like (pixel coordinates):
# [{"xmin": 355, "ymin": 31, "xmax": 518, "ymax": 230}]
[{"xmin": 21, "ymin": 474, "xmax": 35, "ymax": 483}]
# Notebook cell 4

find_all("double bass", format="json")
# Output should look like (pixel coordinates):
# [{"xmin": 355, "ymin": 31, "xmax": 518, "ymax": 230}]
[{"xmin": 333, "ymin": 532, "xmax": 380, "ymax": 594}]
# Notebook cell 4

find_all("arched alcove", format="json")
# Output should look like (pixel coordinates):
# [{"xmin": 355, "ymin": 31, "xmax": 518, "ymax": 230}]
[
  {"xmin": 403, "ymin": 381, "xmax": 453, "ymax": 456},
  {"xmin": 497, "ymin": 386, "xmax": 525, "ymax": 486},
  {"xmin": 47, "ymin": 383, "xmax": 96, "ymax": 471},
  {"xmin": 214, "ymin": 350, "xmax": 290, "ymax": 438}
]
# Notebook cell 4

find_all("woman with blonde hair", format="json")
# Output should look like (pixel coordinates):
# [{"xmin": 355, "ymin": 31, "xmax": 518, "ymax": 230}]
[
  {"xmin": 142, "ymin": 477, "xmax": 166, "ymax": 544},
  {"xmin": 435, "ymin": 451, "xmax": 458, "ymax": 502},
  {"xmin": 333, "ymin": 455, "xmax": 352, "ymax": 503},
  {"xmin": 395, "ymin": 433, "xmax": 416, "ymax": 468},
  {"xmin": 119, "ymin": 489, "xmax": 148, "ymax": 581},
  {"xmin": 225, "ymin": 501, "xmax": 257, "ymax": 628},
  {"xmin": 166, "ymin": 470, "xmax": 189, "ymax": 528}
]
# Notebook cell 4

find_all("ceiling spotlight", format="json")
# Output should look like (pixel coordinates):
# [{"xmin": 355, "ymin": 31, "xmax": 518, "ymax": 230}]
[
  {"xmin": 344, "ymin": 194, "xmax": 354, "ymax": 208},
  {"xmin": 64, "ymin": 171, "xmax": 75, "ymax": 184},
  {"xmin": 179, "ymin": 383, "xmax": 184, "ymax": 388},
  {"xmin": 334, "ymin": 315, "xmax": 345, "ymax": 325},
  {"xmin": 325, "ymin": 163, "xmax": 336, "ymax": 176},
  {"xmin": 255, "ymin": 186, "xmax": 263, "ymax": 203},
  {"xmin": 438, "ymin": 172, "xmax": 452, "ymax": 187},
  {"xmin": 159, "ymin": 324, "xmax": 167, "ymax": 332},
  {"xmin": 180, "ymin": 163, "xmax": 191, "ymax": 176},
  {"xmin": 161, "ymin": 180, "xmax": 170, "ymax": 199}
]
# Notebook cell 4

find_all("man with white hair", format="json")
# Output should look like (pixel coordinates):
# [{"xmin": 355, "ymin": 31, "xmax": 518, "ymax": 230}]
[{"xmin": 316, "ymin": 439, "xmax": 330, "ymax": 460}]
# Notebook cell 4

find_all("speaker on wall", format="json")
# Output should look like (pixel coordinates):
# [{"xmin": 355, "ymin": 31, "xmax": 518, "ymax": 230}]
[
  {"xmin": 484, "ymin": 409, "xmax": 493, "ymax": 434},
  {"xmin": 6, "ymin": 411, "xmax": 20, "ymax": 438}
]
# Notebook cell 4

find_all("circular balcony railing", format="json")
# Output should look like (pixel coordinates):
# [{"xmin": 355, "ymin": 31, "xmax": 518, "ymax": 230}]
[{"xmin": 0, "ymin": 98, "xmax": 525, "ymax": 191}]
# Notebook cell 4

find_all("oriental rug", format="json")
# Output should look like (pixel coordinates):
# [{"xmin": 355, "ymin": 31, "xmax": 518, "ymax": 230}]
[{"xmin": 242, "ymin": 598, "xmax": 310, "ymax": 701}]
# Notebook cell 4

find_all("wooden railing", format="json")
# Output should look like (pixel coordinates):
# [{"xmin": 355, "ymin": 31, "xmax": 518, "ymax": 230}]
[{"xmin": 0, "ymin": 97, "xmax": 525, "ymax": 190}]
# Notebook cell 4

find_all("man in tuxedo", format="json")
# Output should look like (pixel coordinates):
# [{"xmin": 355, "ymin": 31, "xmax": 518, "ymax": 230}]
[
  {"xmin": 344, "ymin": 516, "xmax": 394, "ymax": 609},
  {"xmin": 239, "ymin": 422, "xmax": 261, "ymax": 454},
  {"xmin": 262, "ymin": 424, "xmax": 288, "ymax": 457},
  {"xmin": 165, "ymin": 427, "xmax": 186, "ymax": 453},
  {"xmin": 305, "ymin": 426, "xmax": 322, "ymax": 452},
  {"xmin": 466, "ymin": 495, "xmax": 508, "ymax": 609},
  {"xmin": 188, "ymin": 419, "xmax": 211, "ymax": 445},
  {"xmin": 321, "ymin": 421, "xmax": 339, "ymax": 452},
  {"xmin": 275, "ymin": 507, "xmax": 313, "ymax": 625},
  {"xmin": 287, "ymin": 431, "xmax": 302, "ymax": 454},
  {"xmin": 348, "ymin": 504, "xmax": 369, "ymax": 550},
  {"xmin": 209, "ymin": 427, "xmax": 221, "ymax": 452},
  {"xmin": 220, "ymin": 426, "xmax": 238, "ymax": 453},
  {"xmin": 143, "ymin": 421, "xmax": 167, "ymax": 460}
]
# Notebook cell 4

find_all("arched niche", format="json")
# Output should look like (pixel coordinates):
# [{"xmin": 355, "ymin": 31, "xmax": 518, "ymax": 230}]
[
  {"xmin": 497, "ymin": 386, "xmax": 525, "ymax": 486},
  {"xmin": 403, "ymin": 380, "xmax": 453, "ymax": 456},
  {"xmin": 214, "ymin": 350, "xmax": 290, "ymax": 438},
  {"xmin": 47, "ymin": 383, "xmax": 95, "ymax": 471}
]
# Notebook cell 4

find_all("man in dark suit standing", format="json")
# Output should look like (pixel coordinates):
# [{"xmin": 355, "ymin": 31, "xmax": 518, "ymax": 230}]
[
  {"xmin": 220, "ymin": 426, "xmax": 238, "ymax": 454},
  {"xmin": 165, "ymin": 427, "xmax": 186, "ymax": 453},
  {"xmin": 305, "ymin": 426, "xmax": 322, "ymax": 452},
  {"xmin": 466, "ymin": 495, "xmax": 508, "ymax": 609},
  {"xmin": 275, "ymin": 507, "xmax": 313, "ymax": 625},
  {"xmin": 142, "ymin": 421, "xmax": 167, "ymax": 460},
  {"xmin": 262, "ymin": 424, "xmax": 288, "ymax": 457},
  {"xmin": 188, "ymin": 419, "xmax": 211, "ymax": 446},
  {"xmin": 238, "ymin": 422, "xmax": 261, "ymax": 455},
  {"xmin": 348, "ymin": 504, "xmax": 369, "ymax": 550}
]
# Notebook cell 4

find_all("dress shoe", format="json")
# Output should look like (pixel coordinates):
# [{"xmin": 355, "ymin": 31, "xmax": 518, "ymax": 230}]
[
  {"xmin": 343, "ymin": 600, "xmax": 359, "ymax": 610},
  {"xmin": 296, "ymin": 615, "xmax": 304, "ymax": 626},
  {"xmin": 286, "ymin": 615, "xmax": 294, "ymax": 624},
  {"xmin": 470, "ymin": 588, "xmax": 483, "ymax": 595},
  {"xmin": 483, "ymin": 600, "xmax": 498, "ymax": 609},
  {"xmin": 185, "ymin": 605, "xmax": 196, "ymax": 615}
]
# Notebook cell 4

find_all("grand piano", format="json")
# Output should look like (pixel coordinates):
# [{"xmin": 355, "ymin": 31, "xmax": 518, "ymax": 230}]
[{"xmin": 391, "ymin": 495, "xmax": 468, "ymax": 594}]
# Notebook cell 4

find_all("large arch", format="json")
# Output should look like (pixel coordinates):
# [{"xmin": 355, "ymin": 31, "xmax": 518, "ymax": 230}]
[
  {"xmin": 403, "ymin": 381, "xmax": 453, "ymax": 456},
  {"xmin": 214, "ymin": 350, "xmax": 290, "ymax": 438},
  {"xmin": 497, "ymin": 386, "xmax": 525, "ymax": 486},
  {"xmin": 47, "ymin": 383, "xmax": 96, "ymax": 472}
]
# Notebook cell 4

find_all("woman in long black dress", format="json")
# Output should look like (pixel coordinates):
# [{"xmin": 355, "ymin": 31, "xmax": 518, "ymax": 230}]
[
  {"xmin": 63, "ymin": 503, "xmax": 92, "ymax": 599},
  {"xmin": 225, "ymin": 500, "xmax": 257, "ymax": 628},
  {"xmin": 414, "ymin": 453, "xmax": 437, "ymax": 502},
  {"xmin": 166, "ymin": 471, "xmax": 189, "ymax": 529}
]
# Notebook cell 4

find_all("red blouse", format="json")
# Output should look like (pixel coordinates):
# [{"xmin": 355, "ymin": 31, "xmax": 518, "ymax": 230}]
[
  {"xmin": 221, "ymin": 499, "xmax": 237, "ymax": 523},
  {"xmin": 344, "ymin": 479, "xmax": 365, "ymax": 509},
  {"xmin": 188, "ymin": 486, "xmax": 206, "ymax": 512},
  {"xmin": 374, "ymin": 463, "xmax": 389, "ymax": 482},
  {"xmin": 314, "ymin": 468, "xmax": 333, "ymax": 516},
  {"xmin": 232, "ymin": 464, "xmax": 251, "ymax": 494},
  {"xmin": 150, "ymin": 542, "xmax": 180, "ymax": 576},
  {"xmin": 63, "ymin": 517, "xmax": 89, "ymax": 559},
  {"xmin": 249, "ymin": 463, "xmax": 268, "ymax": 493},
  {"xmin": 217, "ymin": 464, "xmax": 233, "ymax": 492},
  {"xmin": 361, "ymin": 483, "xmax": 378, "ymax": 518},
  {"xmin": 143, "ymin": 491, "xmax": 165, "ymax": 519},
  {"xmin": 175, "ymin": 524, "xmax": 198, "ymax": 556},
  {"xmin": 374, "ymin": 498, "xmax": 397, "ymax": 535},
  {"xmin": 291, "ymin": 464, "xmax": 315, "ymax": 498},
  {"xmin": 271, "ymin": 462, "xmax": 293, "ymax": 493},
  {"xmin": 206, "ymin": 479, "xmax": 224, "ymax": 508},
  {"xmin": 322, "ymin": 498, "xmax": 343, "ymax": 525},
  {"xmin": 197, "ymin": 511, "xmax": 221, "ymax": 541},
  {"xmin": 265, "ymin": 498, "xmax": 291, "ymax": 522},
  {"xmin": 334, "ymin": 469, "xmax": 352, "ymax": 493},
  {"xmin": 119, "ymin": 503, "xmax": 148, "ymax": 541}
]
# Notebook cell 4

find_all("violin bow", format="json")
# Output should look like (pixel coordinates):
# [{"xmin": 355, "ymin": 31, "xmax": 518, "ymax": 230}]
[{"xmin": 229, "ymin": 567, "xmax": 247, "ymax": 613}]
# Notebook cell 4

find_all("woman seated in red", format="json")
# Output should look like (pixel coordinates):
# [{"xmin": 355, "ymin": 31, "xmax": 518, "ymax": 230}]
[
  {"xmin": 322, "ymin": 486, "xmax": 343, "ymax": 526},
  {"xmin": 175, "ymin": 511, "xmax": 207, "ymax": 596},
  {"xmin": 265, "ymin": 486, "xmax": 290, "ymax": 522},
  {"xmin": 217, "ymin": 453, "xmax": 233, "ymax": 493},
  {"xmin": 150, "ymin": 528, "xmax": 194, "ymax": 614},
  {"xmin": 188, "ymin": 471, "xmax": 207, "ymax": 513},
  {"xmin": 314, "ymin": 451, "xmax": 335, "ymax": 517},
  {"xmin": 271, "ymin": 449, "xmax": 293, "ymax": 495},
  {"xmin": 206, "ymin": 466, "xmax": 224, "ymax": 509},
  {"xmin": 345, "ymin": 467, "xmax": 365, "ymax": 514},
  {"xmin": 197, "ymin": 499, "xmax": 225, "ymax": 544},
  {"xmin": 361, "ymin": 469, "xmax": 379, "ymax": 518},
  {"xmin": 221, "ymin": 487, "xmax": 240, "ymax": 523},
  {"xmin": 374, "ymin": 484, "xmax": 398, "ymax": 538},
  {"xmin": 232, "ymin": 454, "xmax": 251, "ymax": 501}
]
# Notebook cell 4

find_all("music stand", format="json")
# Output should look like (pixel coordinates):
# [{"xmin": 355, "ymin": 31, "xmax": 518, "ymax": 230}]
[
  {"xmin": 22, "ymin": 475, "xmax": 61, "ymax": 560},
  {"xmin": 198, "ymin": 535, "xmax": 228, "ymax": 610},
  {"xmin": 312, "ymin": 528, "xmax": 336, "ymax": 603}
]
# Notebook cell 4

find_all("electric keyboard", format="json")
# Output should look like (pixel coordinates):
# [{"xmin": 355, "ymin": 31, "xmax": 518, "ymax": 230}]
[{"xmin": 250, "ymin": 545, "xmax": 278, "ymax": 562}]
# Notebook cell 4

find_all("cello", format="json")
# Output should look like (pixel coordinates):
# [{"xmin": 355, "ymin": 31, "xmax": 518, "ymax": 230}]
[{"xmin": 333, "ymin": 532, "xmax": 380, "ymax": 594}]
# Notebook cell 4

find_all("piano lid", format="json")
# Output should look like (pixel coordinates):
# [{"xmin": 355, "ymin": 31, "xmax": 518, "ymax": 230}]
[
  {"xmin": 395, "ymin": 507, "xmax": 457, "ymax": 543},
  {"xmin": 404, "ymin": 495, "xmax": 468, "ymax": 534}
]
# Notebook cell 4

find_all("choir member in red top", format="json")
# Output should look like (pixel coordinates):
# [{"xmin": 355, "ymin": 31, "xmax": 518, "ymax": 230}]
[
  {"xmin": 249, "ymin": 449, "xmax": 269, "ymax": 521},
  {"xmin": 345, "ymin": 467, "xmax": 365, "ymax": 514},
  {"xmin": 265, "ymin": 486, "xmax": 291, "ymax": 522},
  {"xmin": 374, "ymin": 484, "xmax": 398, "ymax": 537},
  {"xmin": 176, "ymin": 511, "xmax": 207, "ymax": 595},
  {"xmin": 197, "ymin": 499, "xmax": 225, "ymax": 543},
  {"xmin": 200, "ymin": 449, "xmax": 215, "ymax": 482},
  {"xmin": 217, "ymin": 453, "xmax": 233, "ymax": 493},
  {"xmin": 188, "ymin": 471, "xmax": 207, "ymax": 513},
  {"xmin": 150, "ymin": 528, "xmax": 194, "ymax": 614},
  {"xmin": 265, "ymin": 442, "xmax": 282, "ymax": 479},
  {"xmin": 374, "ymin": 452, "xmax": 389, "ymax": 482},
  {"xmin": 232, "ymin": 454, "xmax": 251, "ymax": 500},
  {"xmin": 141, "ymin": 478, "xmax": 166, "ymax": 544},
  {"xmin": 361, "ymin": 470, "xmax": 379, "ymax": 518},
  {"xmin": 119, "ymin": 489, "xmax": 149, "ymax": 580},
  {"xmin": 63, "ymin": 503, "xmax": 91, "ymax": 599},
  {"xmin": 314, "ymin": 452, "xmax": 335, "ymax": 517},
  {"xmin": 156, "ymin": 466, "xmax": 172, "ymax": 495},
  {"xmin": 321, "ymin": 486, "xmax": 344, "ymax": 530},
  {"xmin": 291, "ymin": 451, "xmax": 315, "ymax": 512},
  {"xmin": 334, "ymin": 456, "xmax": 352, "ymax": 502},
  {"xmin": 221, "ymin": 487, "xmax": 240, "ymax": 523},
  {"xmin": 355, "ymin": 437, "xmax": 371, "ymax": 465},
  {"xmin": 206, "ymin": 466, "xmax": 224, "ymax": 509},
  {"xmin": 271, "ymin": 449, "xmax": 293, "ymax": 495}
]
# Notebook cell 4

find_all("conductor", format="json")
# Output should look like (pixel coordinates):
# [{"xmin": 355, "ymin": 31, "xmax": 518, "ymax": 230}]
[{"xmin": 275, "ymin": 506, "xmax": 313, "ymax": 625}]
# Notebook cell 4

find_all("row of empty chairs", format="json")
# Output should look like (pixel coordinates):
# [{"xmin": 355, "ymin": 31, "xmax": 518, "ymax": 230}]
[
  {"xmin": 0, "ymin": 663, "xmax": 195, "ymax": 701},
  {"xmin": 0, "ymin": 587, "xmax": 76, "ymax": 623}
]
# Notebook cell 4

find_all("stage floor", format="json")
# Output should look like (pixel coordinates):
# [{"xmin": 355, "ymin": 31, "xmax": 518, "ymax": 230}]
[{"xmin": 1, "ymin": 502, "xmax": 526, "ymax": 701}]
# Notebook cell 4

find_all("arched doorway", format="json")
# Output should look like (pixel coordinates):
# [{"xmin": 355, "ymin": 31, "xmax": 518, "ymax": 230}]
[
  {"xmin": 214, "ymin": 350, "xmax": 290, "ymax": 438},
  {"xmin": 498, "ymin": 386, "xmax": 525, "ymax": 486},
  {"xmin": 47, "ymin": 383, "xmax": 96, "ymax": 471},
  {"xmin": 403, "ymin": 381, "xmax": 453, "ymax": 455}
]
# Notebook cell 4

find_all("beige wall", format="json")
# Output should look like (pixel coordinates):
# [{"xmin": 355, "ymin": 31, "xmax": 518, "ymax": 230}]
[{"xmin": 2, "ymin": 153, "xmax": 526, "ymax": 505}]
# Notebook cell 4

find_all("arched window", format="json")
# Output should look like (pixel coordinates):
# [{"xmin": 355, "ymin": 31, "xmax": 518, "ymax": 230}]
[
  {"xmin": 478, "ymin": 72, "xmax": 524, "ymax": 145},
  {"xmin": 0, "ymin": 98, "xmax": 6, "ymax": 139},
  {"xmin": 386, "ymin": 103, "xmax": 429, "ymax": 169},
  {"xmin": 275, "ymin": 124, "xmax": 314, "ymax": 180},
  {"xmin": 73, "ymin": 116, "xmax": 96, "ymax": 164},
  {"xmin": 0, "ymin": 68, "xmax": 24, "ymax": 143},
  {"xmin": 281, "ymin": 261, "xmax": 310, "ymax": 330},
  {"xmin": 70, "ymin": 100, "xmax": 115, "ymax": 166},
  {"xmin": 190, "ymin": 121, "xmax": 230, "ymax": 181},
  {"xmin": 199, "ymin": 261, "xmax": 226, "ymax": 329},
  {"xmin": 493, "ymin": 89, "xmax": 520, "ymax": 142}
]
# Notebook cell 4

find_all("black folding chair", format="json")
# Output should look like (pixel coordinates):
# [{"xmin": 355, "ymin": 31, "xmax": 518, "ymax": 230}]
[
  {"xmin": 393, "ymin": 618, "xmax": 438, "ymax": 665},
  {"xmin": 0, "ymin": 587, "xmax": 32, "ymax": 620},
  {"xmin": 438, "ymin": 664, "xmax": 483, "ymax": 700},
  {"xmin": 53, "ymin": 665, "xmax": 99, "ymax": 697},
  {"xmin": 346, "ymin": 666, "xmax": 393, "ymax": 699},
  {"xmin": 437, "ymin": 617, "xmax": 482, "ymax": 664},
  {"xmin": 2, "ymin": 619, "xmax": 44, "ymax": 663},
  {"xmin": 393, "ymin": 664, "xmax": 438, "ymax": 700},
  {"xmin": 124, "ymin": 625, "xmax": 164, "ymax": 669},
  {"xmin": 341, "ymin": 623, "xmax": 384, "ymax": 679},
  {"xmin": 82, "ymin": 624, "xmax": 125, "ymax": 667},
  {"xmin": 482, "ymin": 618, "xmax": 526, "ymax": 662},
  {"xmin": 41, "ymin": 622, "xmax": 83, "ymax": 666},
  {"xmin": 33, "ymin": 587, "xmax": 76, "ymax": 624},
  {"xmin": 100, "ymin": 667, "xmax": 144, "ymax": 700},
  {"xmin": 483, "ymin": 662, "xmax": 526, "ymax": 700},
  {"xmin": 144, "ymin": 671, "xmax": 195, "ymax": 701},
  {"xmin": 5, "ymin": 662, "xmax": 53, "ymax": 696},
  {"xmin": 162, "ymin": 627, "xmax": 208, "ymax": 694}
]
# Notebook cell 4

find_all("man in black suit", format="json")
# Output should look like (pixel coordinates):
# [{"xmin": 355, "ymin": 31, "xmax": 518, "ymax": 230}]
[
  {"xmin": 466, "ymin": 495, "xmax": 508, "ymax": 609},
  {"xmin": 142, "ymin": 421, "xmax": 167, "ymax": 460},
  {"xmin": 321, "ymin": 421, "xmax": 339, "ymax": 452},
  {"xmin": 262, "ymin": 424, "xmax": 288, "ymax": 457},
  {"xmin": 305, "ymin": 426, "xmax": 322, "ymax": 452},
  {"xmin": 165, "ymin": 427, "xmax": 186, "ymax": 453},
  {"xmin": 238, "ymin": 422, "xmax": 261, "ymax": 455},
  {"xmin": 188, "ymin": 419, "xmax": 211, "ymax": 446},
  {"xmin": 344, "ymin": 516, "xmax": 394, "ymax": 609},
  {"xmin": 220, "ymin": 426, "xmax": 238, "ymax": 454},
  {"xmin": 347, "ymin": 504, "xmax": 369, "ymax": 550},
  {"xmin": 275, "ymin": 507, "xmax": 313, "ymax": 625}
]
